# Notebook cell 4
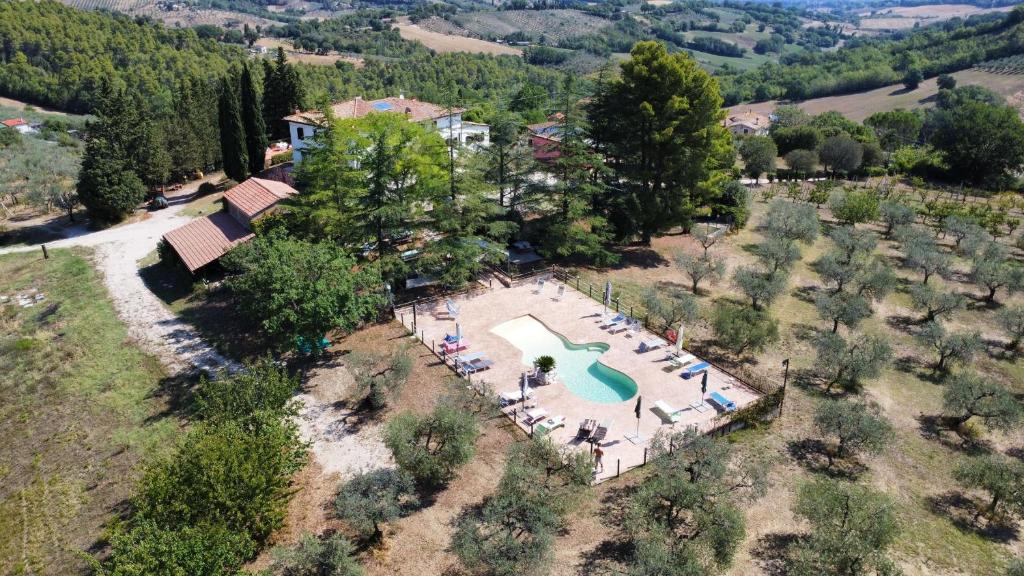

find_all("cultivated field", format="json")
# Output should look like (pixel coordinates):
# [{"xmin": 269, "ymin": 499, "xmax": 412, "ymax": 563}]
[
  {"xmin": 856, "ymin": 3, "xmax": 1014, "ymax": 30},
  {"xmin": 395, "ymin": 22, "xmax": 522, "ymax": 56},
  {"xmin": 729, "ymin": 68, "xmax": 1024, "ymax": 122},
  {"xmin": 454, "ymin": 9, "xmax": 610, "ymax": 43}
]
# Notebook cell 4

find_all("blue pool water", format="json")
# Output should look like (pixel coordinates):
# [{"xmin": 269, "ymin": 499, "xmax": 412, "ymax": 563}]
[{"xmin": 491, "ymin": 315, "xmax": 638, "ymax": 404}]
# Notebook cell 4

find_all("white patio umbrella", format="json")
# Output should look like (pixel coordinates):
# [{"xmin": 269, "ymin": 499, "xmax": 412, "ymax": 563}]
[
  {"xmin": 675, "ymin": 323, "xmax": 685, "ymax": 356},
  {"xmin": 455, "ymin": 323, "xmax": 463, "ymax": 363},
  {"xmin": 603, "ymin": 281, "xmax": 612, "ymax": 314},
  {"xmin": 520, "ymin": 371, "xmax": 530, "ymax": 407}
]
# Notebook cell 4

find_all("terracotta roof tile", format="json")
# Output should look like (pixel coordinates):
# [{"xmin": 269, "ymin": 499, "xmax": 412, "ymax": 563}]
[
  {"xmin": 163, "ymin": 211, "xmax": 255, "ymax": 272},
  {"xmin": 284, "ymin": 97, "xmax": 462, "ymax": 125},
  {"xmin": 223, "ymin": 177, "xmax": 297, "ymax": 220}
]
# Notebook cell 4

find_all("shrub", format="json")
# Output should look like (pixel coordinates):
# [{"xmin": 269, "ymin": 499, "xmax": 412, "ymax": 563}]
[
  {"xmin": 270, "ymin": 532, "xmax": 364, "ymax": 576},
  {"xmin": 194, "ymin": 357, "xmax": 299, "ymax": 423},
  {"xmin": 197, "ymin": 181, "xmax": 217, "ymax": 195}
]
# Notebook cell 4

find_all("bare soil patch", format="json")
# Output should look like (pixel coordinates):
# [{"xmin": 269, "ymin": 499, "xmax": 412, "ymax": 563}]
[{"xmin": 396, "ymin": 23, "xmax": 522, "ymax": 55}]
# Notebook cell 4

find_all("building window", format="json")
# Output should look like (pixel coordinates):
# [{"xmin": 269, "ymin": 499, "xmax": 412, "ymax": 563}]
[{"xmin": 297, "ymin": 127, "xmax": 305, "ymax": 140}]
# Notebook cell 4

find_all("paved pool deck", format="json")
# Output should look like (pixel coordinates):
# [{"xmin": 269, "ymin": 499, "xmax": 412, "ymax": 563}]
[{"xmin": 396, "ymin": 277, "xmax": 762, "ymax": 482}]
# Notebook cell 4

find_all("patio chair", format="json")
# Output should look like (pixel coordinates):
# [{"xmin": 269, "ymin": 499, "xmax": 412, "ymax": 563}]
[
  {"xmin": 441, "ymin": 339, "xmax": 469, "ymax": 354},
  {"xmin": 652, "ymin": 400, "xmax": 683, "ymax": 424},
  {"xmin": 535, "ymin": 415, "xmax": 566, "ymax": 435},
  {"xmin": 534, "ymin": 278, "xmax": 546, "ymax": 294},
  {"xmin": 590, "ymin": 419, "xmax": 612, "ymax": 443},
  {"xmin": 708, "ymin": 391, "xmax": 737, "ymax": 412},
  {"xmin": 576, "ymin": 418, "xmax": 597, "ymax": 440},
  {"xmin": 554, "ymin": 284, "xmax": 565, "ymax": 301},
  {"xmin": 682, "ymin": 361, "xmax": 710, "ymax": 379},
  {"xmin": 600, "ymin": 312, "xmax": 626, "ymax": 328}
]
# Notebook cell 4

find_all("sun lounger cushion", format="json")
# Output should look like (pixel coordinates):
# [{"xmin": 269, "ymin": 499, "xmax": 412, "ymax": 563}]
[
  {"xmin": 500, "ymin": 390, "xmax": 535, "ymax": 404},
  {"xmin": 601, "ymin": 313, "xmax": 626, "ymax": 327},
  {"xmin": 709, "ymin": 391, "xmax": 736, "ymax": 412},
  {"xmin": 682, "ymin": 362, "xmax": 710, "ymax": 379},
  {"xmin": 442, "ymin": 340, "xmax": 469, "ymax": 353},
  {"xmin": 652, "ymin": 400, "xmax": 682, "ymax": 423},
  {"xmin": 462, "ymin": 359, "xmax": 494, "ymax": 374}
]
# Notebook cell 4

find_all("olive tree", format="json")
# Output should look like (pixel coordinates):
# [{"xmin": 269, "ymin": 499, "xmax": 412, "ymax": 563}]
[
  {"xmin": 348, "ymin": 347, "xmax": 412, "ymax": 410},
  {"xmin": 739, "ymin": 135, "xmax": 777, "ymax": 181},
  {"xmin": 812, "ymin": 332, "xmax": 892, "ymax": 393},
  {"xmin": 624, "ymin": 428, "xmax": 768, "ymax": 576},
  {"xmin": 711, "ymin": 302, "xmax": 780, "ymax": 357},
  {"xmin": 942, "ymin": 371, "xmax": 1021, "ymax": 434},
  {"xmin": 916, "ymin": 321, "xmax": 982, "ymax": 373},
  {"xmin": 813, "ymin": 399, "xmax": 894, "ymax": 469},
  {"xmin": 879, "ymin": 200, "xmax": 916, "ymax": 238},
  {"xmin": 818, "ymin": 134, "xmax": 863, "ymax": 176},
  {"xmin": 999, "ymin": 306, "xmax": 1024, "ymax": 351},
  {"xmin": 756, "ymin": 235, "xmax": 801, "ymax": 273},
  {"xmin": 954, "ymin": 454, "xmax": 1024, "ymax": 520},
  {"xmin": 385, "ymin": 405, "xmax": 479, "ymax": 488},
  {"xmin": 899, "ymin": 226, "xmax": 952, "ymax": 284},
  {"xmin": 909, "ymin": 283, "xmax": 966, "ymax": 322},
  {"xmin": 733, "ymin": 266, "xmax": 787, "ymax": 310},
  {"xmin": 942, "ymin": 215, "xmax": 989, "ymax": 254},
  {"xmin": 971, "ymin": 241, "xmax": 1024, "ymax": 304},
  {"xmin": 763, "ymin": 200, "xmax": 820, "ymax": 244},
  {"xmin": 643, "ymin": 286, "xmax": 698, "ymax": 330},
  {"xmin": 815, "ymin": 292, "xmax": 873, "ymax": 333},
  {"xmin": 692, "ymin": 223, "xmax": 720, "ymax": 257},
  {"xmin": 675, "ymin": 251, "xmax": 725, "ymax": 294},
  {"xmin": 789, "ymin": 479, "xmax": 900, "ymax": 576},
  {"xmin": 334, "ymin": 469, "xmax": 419, "ymax": 541}
]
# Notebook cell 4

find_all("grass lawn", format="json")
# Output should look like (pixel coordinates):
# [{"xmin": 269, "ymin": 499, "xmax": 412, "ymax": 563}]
[{"xmin": 0, "ymin": 249, "xmax": 180, "ymax": 575}]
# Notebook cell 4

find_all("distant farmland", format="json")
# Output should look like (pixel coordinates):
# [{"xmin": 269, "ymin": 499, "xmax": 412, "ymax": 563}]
[
  {"xmin": 396, "ymin": 22, "xmax": 522, "ymax": 56},
  {"xmin": 727, "ymin": 68, "xmax": 1024, "ymax": 122},
  {"xmin": 454, "ymin": 9, "xmax": 609, "ymax": 43}
]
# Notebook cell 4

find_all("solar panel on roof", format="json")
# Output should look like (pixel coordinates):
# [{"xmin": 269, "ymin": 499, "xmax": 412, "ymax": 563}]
[{"xmin": 372, "ymin": 102, "xmax": 393, "ymax": 111}]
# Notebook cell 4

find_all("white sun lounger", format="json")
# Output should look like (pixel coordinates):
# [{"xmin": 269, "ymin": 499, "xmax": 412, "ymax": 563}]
[
  {"xmin": 499, "ymin": 389, "xmax": 535, "ymax": 405},
  {"xmin": 525, "ymin": 407, "xmax": 548, "ymax": 425},
  {"xmin": 652, "ymin": 400, "xmax": 683, "ymax": 424},
  {"xmin": 668, "ymin": 352, "xmax": 697, "ymax": 367},
  {"xmin": 600, "ymin": 312, "xmax": 626, "ymax": 328},
  {"xmin": 639, "ymin": 337, "xmax": 668, "ymax": 352}
]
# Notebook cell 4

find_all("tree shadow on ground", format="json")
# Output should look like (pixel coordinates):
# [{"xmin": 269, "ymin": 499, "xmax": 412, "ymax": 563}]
[
  {"xmin": 790, "ymin": 284, "xmax": 820, "ymax": 305},
  {"xmin": 751, "ymin": 532, "xmax": 800, "ymax": 576},
  {"xmin": 612, "ymin": 246, "xmax": 669, "ymax": 270},
  {"xmin": 145, "ymin": 372, "xmax": 202, "ymax": 423},
  {"xmin": 791, "ymin": 322, "xmax": 824, "ymax": 343},
  {"xmin": 790, "ymin": 369, "xmax": 852, "ymax": 399},
  {"xmin": 577, "ymin": 484, "xmax": 637, "ymax": 575},
  {"xmin": 926, "ymin": 490, "xmax": 1020, "ymax": 543},
  {"xmin": 885, "ymin": 313, "xmax": 922, "ymax": 336},
  {"xmin": 916, "ymin": 414, "xmax": 992, "ymax": 454},
  {"xmin": 892, "ymin": 354, "xmax": 942, "ymax": 383},
  {"xmin": 786, "ymin": 439, "xmax": 867, "ymax": 480}
]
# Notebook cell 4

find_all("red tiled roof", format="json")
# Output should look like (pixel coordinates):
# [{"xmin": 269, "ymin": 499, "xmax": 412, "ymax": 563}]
[
  {"xmin": 223, "ymin": 177, "xmax": 297, "ymax": 220},
  {"xmin": 284, "ymin": 97, "xmax": 463, "ymax": 125},
  {"xmin": 163, "ymin": 211, "xmax": 254, "ymax": 273},
  {"xmin": 1, "ymin": 118, "xmax": 27, "ymax": 127}
]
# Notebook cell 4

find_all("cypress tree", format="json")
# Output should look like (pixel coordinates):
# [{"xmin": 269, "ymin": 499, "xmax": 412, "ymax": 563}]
[
  {"xmin": 218, "ymin": 75, "xmax": 249, "ymax": 183},
  {"xmin": 262, "ymin": 48, "xmax": 305, "ymax": 140},
  {"xmin": 240, "ymin": 64, "xmax": 268, "ymax": 176}
]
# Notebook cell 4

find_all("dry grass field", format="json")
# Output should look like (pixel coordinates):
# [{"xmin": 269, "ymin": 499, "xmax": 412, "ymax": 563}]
[
  {"xmin": 455, "ymin": 9, "xmax": 609, "ymax": 43},
  {"xmin": 856, "ymin": 4, "xmax": 1014, "ymax": 30},
  {"xmin": 395, "ymin": 22, "xmax": 522, "ymax": 56},
  {"xmin": 729, "ymin": 68, "xmax": 1024, "ymax": 122}
]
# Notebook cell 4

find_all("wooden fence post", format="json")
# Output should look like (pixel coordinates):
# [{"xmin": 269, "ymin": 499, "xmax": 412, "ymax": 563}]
[{"xmin": 616, "ymin": 459, "xmax": 620, "ymax": 478}]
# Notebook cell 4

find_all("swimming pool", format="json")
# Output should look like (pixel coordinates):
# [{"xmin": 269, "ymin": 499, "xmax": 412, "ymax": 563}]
[{"xmin": 491, "ymin": 315, "xmax": 638, "ymax": 404}]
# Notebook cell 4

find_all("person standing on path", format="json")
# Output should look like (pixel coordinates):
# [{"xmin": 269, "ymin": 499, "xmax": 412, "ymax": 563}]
[{"xmin": 594, "ymin": 446, "xmax": 605, "ymax": 472}]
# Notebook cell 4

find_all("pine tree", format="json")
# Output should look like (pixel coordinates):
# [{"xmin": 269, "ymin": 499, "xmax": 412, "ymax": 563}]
[
  {"xmin": 218, "ymin": 75, "xmax": 249, "ymax": 183},
  {"xmin": 76, "ymin": 84, "xmax": 148, "ymax": 223},
  {"xmin": 240, "ymin": 64, "xmax": 268, "ymax": 176}
]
